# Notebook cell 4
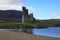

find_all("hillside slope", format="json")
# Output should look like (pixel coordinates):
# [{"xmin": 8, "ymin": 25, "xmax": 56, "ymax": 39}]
[{"xmin": 0, "ymin": 10, "xmax": 22, "ymax": 22}]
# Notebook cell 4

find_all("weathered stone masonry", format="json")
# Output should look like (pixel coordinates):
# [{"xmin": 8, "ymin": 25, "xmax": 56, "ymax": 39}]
[{"xmin": 22, "ymin": 7, "xmax": 34, "ymax": 24}]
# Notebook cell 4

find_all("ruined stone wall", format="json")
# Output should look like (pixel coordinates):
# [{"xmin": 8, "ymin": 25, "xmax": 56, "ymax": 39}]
[
  {"xmin": 28, "ymin": 14, "xmax": 33, "ymax": 22},
  {"xmin": 22, "ymin": 7, "xmax": 33, "ymax": 24},
  {"xmin": 29, "ymin": 13, "xmax": 33, "ymax": 22}
]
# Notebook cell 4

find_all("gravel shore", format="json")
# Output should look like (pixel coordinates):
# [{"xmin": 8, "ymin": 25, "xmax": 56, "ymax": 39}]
[{"xmin": 0, "ymin": 29, "xmax": 60, "ymax": 40}]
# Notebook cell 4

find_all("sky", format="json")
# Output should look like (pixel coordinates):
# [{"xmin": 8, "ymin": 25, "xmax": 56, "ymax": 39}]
[{"xmin": 0, "ymin": 0, "xmax": 60, "ymax": 20}]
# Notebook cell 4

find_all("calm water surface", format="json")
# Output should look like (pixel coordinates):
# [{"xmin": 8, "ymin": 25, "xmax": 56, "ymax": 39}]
[{"xmin": 32, "ymin": 27, "xmax": 60, "ymax": 38}]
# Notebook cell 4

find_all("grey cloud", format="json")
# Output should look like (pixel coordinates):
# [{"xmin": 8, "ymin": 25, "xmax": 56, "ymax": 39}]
[{"xmin": 0, "ymin": 0, "xmax": 24, "ymax": 10}]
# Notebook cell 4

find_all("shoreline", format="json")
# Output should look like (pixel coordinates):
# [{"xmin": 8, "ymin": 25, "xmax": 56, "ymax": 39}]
[{"xmin": 0, "ymin": 29, "xmax": 60, "ymax": 40}]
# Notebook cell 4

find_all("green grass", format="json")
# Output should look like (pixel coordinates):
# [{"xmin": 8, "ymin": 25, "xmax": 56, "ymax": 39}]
[
  {"xmin": 0, "ymin": 22, "xmax": 22, "ymax": 26},
  {"xmin": 0, "ymin": 21, "xmax": 48, "ymax": 28}
]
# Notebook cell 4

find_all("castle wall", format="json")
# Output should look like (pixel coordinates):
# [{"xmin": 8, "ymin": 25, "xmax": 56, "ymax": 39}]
[
  {"xmin": 29, "ymin": 14, "xmax": 33, "ymax": 22},
  {"xmin": 22, "ymin": 7, "xmax": 25, "ymax": 23},
  {"xmin": 28, "ymin": 14, "xmax": 33, "ymax": 22},
  {"xmin": 22, "ymin": 7, "xmax": 33, "ymax": 24}
]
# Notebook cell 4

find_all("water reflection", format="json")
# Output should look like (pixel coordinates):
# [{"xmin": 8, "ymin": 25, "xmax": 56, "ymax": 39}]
[{"xmin": 18, "ymin": 29, "xmax": 33, "ymax": 34}]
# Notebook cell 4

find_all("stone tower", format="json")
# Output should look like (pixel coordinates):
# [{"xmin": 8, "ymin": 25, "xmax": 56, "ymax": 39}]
[
  {"xmin": 22, "ymin": 6, "xmax": 33, "ymax": 24},
  {"xmin": 22, "ymin": 7, "xmax": 28, "ymax": 24},
  {"xmin": 22, "ymin": 7, "xmax": 25, "ymax": 24}
]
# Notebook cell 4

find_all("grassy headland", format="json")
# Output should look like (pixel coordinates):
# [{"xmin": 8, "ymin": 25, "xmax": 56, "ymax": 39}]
[{"xmin": 0, "ymin": 19, "xmax": 60, "ymax": 29}]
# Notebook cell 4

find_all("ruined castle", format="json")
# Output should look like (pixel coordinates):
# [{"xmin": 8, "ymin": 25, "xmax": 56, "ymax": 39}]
[
  {"xmin": 0, "ymin": 6, "xmax": 34, "ymax": 23},
  {"xmin": 22, "ymin": 7, "xmax": 34, "ymax": 24}
]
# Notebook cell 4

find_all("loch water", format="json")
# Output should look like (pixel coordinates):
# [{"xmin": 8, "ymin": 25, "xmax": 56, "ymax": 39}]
[{"xmin": 32, "ymin": 27, "xmax": 60, "ymax": 38}]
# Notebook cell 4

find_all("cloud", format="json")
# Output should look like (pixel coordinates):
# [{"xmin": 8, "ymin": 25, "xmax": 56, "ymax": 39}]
[
  {"xmin": 0, "ymin": 5, "xmax": 22, "ymax": 10},
  {"xmin": 52, "ymin": 13, "xmax": 60, "ymax": 19},
  {"xmin": 27, "ymin": 7, "xmax": 35, "ymax": 11},
  {"xmin": 27, "ymin": 6, "xmax": 36, "ymax": 13},
  {"xmin": 52, "ymin": 13, "xmax": 57, "ymax": 16},
  {"xmin": 56, "ymin": 16, "xmax": 60, "ymax": 19},
  {"xmin": 0, "ymin": 0, "xmax": 24, "ymax": 10},
  {"xmin": 0, "ymin": 0, "xmax": 10, "ymax": 5},
  {"xmin": 0, "ymin": 0, "xmax": 24, "ymax": 5}
]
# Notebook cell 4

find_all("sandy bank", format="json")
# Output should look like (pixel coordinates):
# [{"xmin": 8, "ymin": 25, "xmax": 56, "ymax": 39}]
[{"xmin": 0, "ymin": 29, "xmax": 60, "ymax": 40}]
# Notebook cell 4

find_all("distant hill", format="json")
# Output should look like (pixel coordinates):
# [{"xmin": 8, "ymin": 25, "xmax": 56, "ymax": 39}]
[{"xmin": 0, "ymin": 10, "xmax": 22, "ymax": 22}]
